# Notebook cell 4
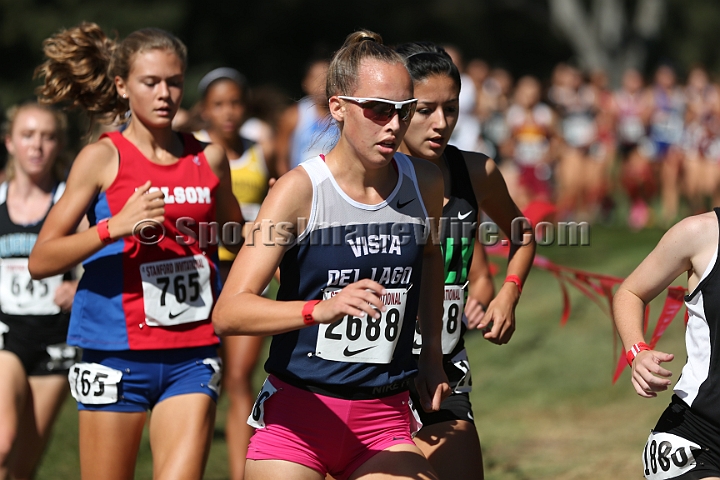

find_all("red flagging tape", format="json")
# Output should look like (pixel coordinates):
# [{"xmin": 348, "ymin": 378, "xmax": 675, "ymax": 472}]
[{"xmin": 487, "ymin": 248, "xmax": 687, "ymax": 383}]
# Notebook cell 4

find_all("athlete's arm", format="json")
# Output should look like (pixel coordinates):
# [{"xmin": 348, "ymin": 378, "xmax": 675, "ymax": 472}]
[
  {"xmin": 614, "ymin": 214, "xmax": 714, "ymax": 398},
  {"xmin": 204, "ymin": 143, "xmax": 244, "ymax": 254},
  {"xmin": 465, "ymin": 239, "xmax": 495, "ymax": 329},
  {"xmin": 410, "ymin": 156, "xmax": 450, "ymax": 412},
  {"xmin": 212, "ymin": 168, "xmax": 387, "ymax": 336},
  {"xmin": 466, "ymin": 151, "xmax": 536, "ymax": 344},
  {"xmin": 29, "ymin": 139, "xmax": 165, "ymax": 278}
]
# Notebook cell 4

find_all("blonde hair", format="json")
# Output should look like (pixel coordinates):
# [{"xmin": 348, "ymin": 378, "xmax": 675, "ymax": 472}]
[
  {"xmin": 2, "ymin": 102, "xmax": 70, "ymax": 182},
  {"xmin": 326, "ymin": 30, "xmax": 406, "ymax": 98},
  {"xmin": 35, "ymin": 22, "xmax": 187, "ymax": 123}
]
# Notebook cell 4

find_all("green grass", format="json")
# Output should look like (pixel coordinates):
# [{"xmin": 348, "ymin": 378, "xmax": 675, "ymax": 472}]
[{"xmin": 36, "ymin": 225, "xmax": 684, "ymax": 479}]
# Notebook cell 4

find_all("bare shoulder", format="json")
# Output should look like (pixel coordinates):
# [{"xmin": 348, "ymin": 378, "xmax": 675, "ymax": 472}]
[
  {"xmin": 68, "ymin": 137, "xmax": 118, "ymax": 187},
  {"xmin": 460, "ymin": 149, "xmax": 493, "ymax": 180},
  {"xmin": 460, "ymin": 149, "xmax": 491, "ymax": 169},
  {"xmin": 259, "ymin": 165, "xmax": 313, "ymax": 221},
  {"xmin": 667, "ymin": 211, "xmax": 717, "ymax": 243},
  {"xmin": 406, "ymin": 155, "xmax": 443, "ymax": 217},
  {"xmin": 201, "ymin": 142, "xmax": 226, "ymax": 169}
]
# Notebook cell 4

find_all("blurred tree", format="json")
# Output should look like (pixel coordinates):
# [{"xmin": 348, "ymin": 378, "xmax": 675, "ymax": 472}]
[{"xmin": 549, "ymin": 0, "xmax": 665, "ymax": 83}]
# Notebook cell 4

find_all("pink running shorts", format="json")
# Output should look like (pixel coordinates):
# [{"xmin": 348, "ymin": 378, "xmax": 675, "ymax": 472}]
[{"xmin": 246, "ymin": 375, "xmax": 415, "ymax": 479}]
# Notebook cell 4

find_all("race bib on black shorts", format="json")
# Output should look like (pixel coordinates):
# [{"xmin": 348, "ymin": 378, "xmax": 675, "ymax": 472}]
[
  {"xmin": 642, "ymin": 431, "xmax": 702, "ymax": 479},
  {"xmin": 0, "ymin": 259, "xmax": 63, "ymax": 315}
]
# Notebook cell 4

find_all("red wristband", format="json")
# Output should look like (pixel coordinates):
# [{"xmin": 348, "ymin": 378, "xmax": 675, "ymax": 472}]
[
  {"xmin": 626, "ymin": 342, "xmax": 651, "ymax": 366},
  {"xmin": 97, "ymin": 218, "xmax": 114, "ymax": 245},
  {"xmin": 504, "ymin": 274, "xmax": 523, "ymax": 294},
  {"xmin": 302, "ymin": 300, "xmax": 321, "ymax": 326}
]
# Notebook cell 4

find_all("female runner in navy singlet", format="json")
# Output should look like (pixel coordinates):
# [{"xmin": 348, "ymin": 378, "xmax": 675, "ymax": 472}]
[
  {"xmin": 396, "ymin": 42, "xmax": 535, "ymax": 480},
  {"xmin": 28, "ymin": 23, "xmax": 242, "ymax": 480},
  {"xmin": 213, "ymin": 30, "xmax": 450, "ymax": 480}
]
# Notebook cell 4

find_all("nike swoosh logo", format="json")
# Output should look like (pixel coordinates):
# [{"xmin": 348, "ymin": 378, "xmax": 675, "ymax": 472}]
[
  {"xmin": 168, "ymin": 307, "xmax": 190, "ymax": 320},
  {"xmin": 343, "ymin": 345, "xmax": 375, "ymax": 357},
  {"xmin": 458, "ymin": 211, "xmax": 472, "ymax": 220},
  {"xmin": 397, "ymin": 198, "xmax": 415, "ymax": 209}
]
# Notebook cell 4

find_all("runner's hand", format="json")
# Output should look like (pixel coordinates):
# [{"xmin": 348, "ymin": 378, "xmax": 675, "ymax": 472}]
[
  {"xmin": 476, "ymin": 288, "xmax": 516, "ymax": 344},
  {"xmin": 311, "ymin": 279, "xmax": 387, "ymax": 324},
  {"xmin": 414, "ymin": 350, "xmax": 450, "ymax": 412},
  {"xmin": 107, "ymin": 180, "xmax": 165, "ymax": 239},
  {"xmin": 54, "ymin": 279, "xmax": 79, "ymax": 312},
  {"xmin": 465, "ymin": 296, "xmax": 486, "ymax": 329},
  {"xmin": 632, "ymin": 349, "xmax": 674, "ymax": 398}
]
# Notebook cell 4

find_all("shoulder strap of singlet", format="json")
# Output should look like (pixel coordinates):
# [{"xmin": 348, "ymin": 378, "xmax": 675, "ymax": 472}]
[
  {"xmin": 0, "ymin": 182, "xmax": 7, "ymax": 205},
  {"xmin": 52, "ymin": 182, "xmax": 66, "ymax": 204},
  {"xmin": 394, "ymin": 152, "xmax": 429, "ymax": 220},
  {"xmin": 444, "ymin": 145, "xmax": 478, "ymax": 212},
  {"xmin": 181, "ymin": 132, "xmax": 205, "ymax": 156}
]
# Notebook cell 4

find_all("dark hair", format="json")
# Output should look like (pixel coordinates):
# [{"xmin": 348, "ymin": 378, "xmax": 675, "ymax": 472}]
[
  {"xmin": 395, "ymin": 42, "xmax": 461, "ymax": 91},
  {"xmin": 326, "ymin": 30, "xmax": 406, "ymax": 98},
  {"xmin": 198, "ymin": 67, "xmax": 248, "ymax": 102},
  {"xmin": 35, "ymin": 22, "xmax": 187, "ymax": 122}
]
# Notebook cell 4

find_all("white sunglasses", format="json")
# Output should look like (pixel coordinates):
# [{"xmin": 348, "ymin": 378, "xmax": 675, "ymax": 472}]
[{"xmin": 337, "ymin": 96, "xmax": 418, "ymax": 121}]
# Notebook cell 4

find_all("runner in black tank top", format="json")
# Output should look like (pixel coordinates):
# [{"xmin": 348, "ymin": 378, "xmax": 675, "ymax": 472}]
[
  {"xmin": 0, "ymin": 102, "xmax": 79, "ymax": 479},
  {"xmin": 397, "ymin": 42, "xmax": 536, "ymax": 480},
  {"xmin": 615, "ymin": 209, "xmax": 720, "ymax": 479}
]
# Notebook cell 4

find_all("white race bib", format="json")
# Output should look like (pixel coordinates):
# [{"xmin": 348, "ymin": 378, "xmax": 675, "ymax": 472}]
[
  {"xmin": 68, "ymin": 362, "xmax": 122, "ymax": 405},
  {"xmin": 247, "ymin": 377, "xmax": 277, "ymax": 429},
  {"xmin": 642, "ymin": 432, "xmax": 701, "ymax": 479},
  {"xmin": 413, "ymin": 285, "xmax": 466, "ymax": 355},
  {"xmin": 316, "ymin": 287, "xmax": 409, "ymax": 364},
  {"xmin": 0, "ymin": 258, "xmax": 63, "ymax": 315},
  {"xmin": 140, "ymin": 255, "xmax": 213, "ymax": 327}
]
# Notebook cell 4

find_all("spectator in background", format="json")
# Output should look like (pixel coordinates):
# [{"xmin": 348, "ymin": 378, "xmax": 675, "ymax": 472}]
[
  {"xmin": 503, "ymin": 75, "xmax": 555, "ymax": 210},
  {"xmin": 549, "ymin": 63, "xmax": 600, "ymax": 220},
  {"xmin": 613, "ymin": 68, "xmax": 655, "ymax": 230},
  {"xmin": 646, "ymin": 64, "xmax": 686, "ymax": 225},
  {"xmin": 275, "ymin": 56, "xmax": 339, "ymax": 176},
  {"xmin": 443, "ymin": 45, "xmax": 482, "ymax": 153}
]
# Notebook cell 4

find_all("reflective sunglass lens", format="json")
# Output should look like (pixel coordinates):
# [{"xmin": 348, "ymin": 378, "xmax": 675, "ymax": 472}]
[{"xmin": 368, "ymin": 102, "xmax": 395, "ymax": 120}]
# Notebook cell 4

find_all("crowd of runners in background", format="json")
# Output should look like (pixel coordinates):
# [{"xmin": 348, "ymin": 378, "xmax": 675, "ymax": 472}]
[{"xmin": 169, "ymin": 52, "xmax": 720, "ymax": 232}]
